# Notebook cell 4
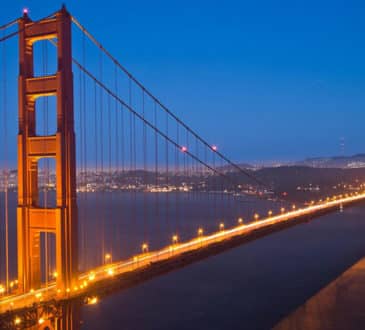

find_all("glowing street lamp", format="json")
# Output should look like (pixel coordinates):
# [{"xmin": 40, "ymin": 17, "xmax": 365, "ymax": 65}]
[
  {"xmin": 280, "ymin": 207, "xmax": 285, "ymax": 214},
  {"xmin": 0, "ymin": 286, "xmax": 5, "ymax": 295},
  {"xmin": 254, "ymin": 213, "xmax": 259, "ymax": 221},
  {"xmin": 14, "ymin": 317, "xmax": 21, "ymax": 325},
  {"xmin": 181, "ymin": 146, "xmax": 187, "ymax": 153},
  {"xmin": 88, "ymin": 272, "xmax": 95, "ymax": 281},
  {"xmin": 237, "ymin": 217, "xmax": 243, "ymax": 225},
  {"xmin": 198, "ymin": 228, "xmax": 203, "ymax": 237},
  {"xmin": 142, "ymin": 243, "xmax": 149, "ymax": 253},
  {"xmin": 105, "ymin": 253, "xmax": 112, "ymax": 263},
  {"xmin": 219, "ymin": 222, "xmax": 225, "ymax": 231},
  {"xmin": 172, "ymin": 234, "xmax": 179, "ymax": 244},
  {"xmin": 292, "ymin": 204, "xmax": 296, "ymax": 210},
  {"xmin": 211, "ymin": 145, "xmax": 218, "ymax": 152},
  {"xmin": 268, "ymin": 210, "xmax": 273, "ymax": 217}
]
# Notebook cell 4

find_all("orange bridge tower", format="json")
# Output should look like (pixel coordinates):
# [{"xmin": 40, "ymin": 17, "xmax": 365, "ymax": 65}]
[{"xmin": 17, "ymin": 6, "xmax": 78, "ymax": 293}]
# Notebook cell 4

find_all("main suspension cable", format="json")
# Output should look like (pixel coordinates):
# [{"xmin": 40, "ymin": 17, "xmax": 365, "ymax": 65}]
[
  {"xmin": 0, "ymin": 10, "xmax": 60, "ymax": 43},
  {"xmin": 71, "ymin": 15, "xmax": 267, "ymax": 188},
  {"xmin": 72, "ymin": 58, "xmax": 233, "ymax": 183}
]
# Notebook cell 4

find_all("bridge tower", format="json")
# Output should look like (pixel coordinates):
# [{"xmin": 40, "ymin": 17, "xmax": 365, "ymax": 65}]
[{"xmin": 17, "ymin": 7, "xmax": 78, "ymax": 292}]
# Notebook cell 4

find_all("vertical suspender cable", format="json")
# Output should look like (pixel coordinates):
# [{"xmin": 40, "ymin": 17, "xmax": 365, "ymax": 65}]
[
  {"xmin": 93, "ymin": 79, "xmax": 98, "ymax": 268},
  {"xmin": 175, "ymin": 123, "xmax": 179, "ymax": 237},
  {"xmin": 142, "ymin": 91, "xmax": 147, "ymax": 242},
  {"xmin": 128, "ymin": 78, "xmax": 134, "ymax": 253},
  {"xmin": 78, "ymin": 49, "xmax": 84, "ymax": 271},
  {"xmin": 2, "ymin": 29, "xmax": 9, "ymax": 292},
  {"xmin": 154, "ymin": 102, "xmax": 159, "ymax": 242},
  {"xmin": 120, "ymin": 86, "xmax": 125, "ymax": 258},
  {"xmin": 108, "ymin": 91, "xmax": 112, "ymax": 256},
  {"xmin": 114, "ymin": 64, "xmax": 120, "ymax": 258},
  {"xmin": 165, "ymin": 112, "xmax": 170, "ymax": 241},
  {"xmin": 99, "ymin": 50, "xmax": 105, "ymax": 262},
  {"xmin": 132, "ymin": 96, "xmax": 137, "ymax": 248},
  {"xmin": 82, "ymin": 30, "xmax": 87, "ymax": 270}
]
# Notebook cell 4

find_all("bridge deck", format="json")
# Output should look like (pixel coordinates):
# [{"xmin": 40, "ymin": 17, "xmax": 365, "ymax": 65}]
[{"xmin": 1, "ymin": 193, "xmax": 365, "ymax": 317}]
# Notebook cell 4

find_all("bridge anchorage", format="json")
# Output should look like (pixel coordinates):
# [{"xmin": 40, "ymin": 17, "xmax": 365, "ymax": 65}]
[{"xmin": 17, "ymin": 6, "xmax": 78, "ymax": 294}]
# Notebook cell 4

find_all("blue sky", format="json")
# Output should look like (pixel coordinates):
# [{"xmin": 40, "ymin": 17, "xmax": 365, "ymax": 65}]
[{"xmin": 1, "ymin": 0, "xmax": 365, "ymax": 162}]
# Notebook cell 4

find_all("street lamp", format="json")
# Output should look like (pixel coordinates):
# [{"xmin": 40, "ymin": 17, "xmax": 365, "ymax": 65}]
[
  {"xmin": 105, "ymin": 253, "xmax": 112, "ymax": 264},
  {"xmin": 172, "ymin": 234, "xmax": 178, "ymax": 244},
  {"xmin": 142, "ymin": 243, "xmax": 149, "ymax": 253},
  {"xmin": 219, "ymin": 223, "xmax": 224, "ymax": 231}
]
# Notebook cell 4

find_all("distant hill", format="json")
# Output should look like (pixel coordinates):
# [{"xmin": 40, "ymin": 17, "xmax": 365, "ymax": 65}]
[
  {"xmin": 218, "ymin": 163, "xmax": 255, "ymax": 172},
  {"xmin": 294, "ymin": 154, "xmax": 365, "ymax": 169},
  {"xmin": 220, "ymin": 154, "xmax": 365, "ymax": 171}
]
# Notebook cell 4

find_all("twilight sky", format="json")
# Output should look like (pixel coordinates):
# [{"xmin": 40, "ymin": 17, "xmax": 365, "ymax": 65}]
[{"xmin": 1, "ymin": 0, "xmax": 365, "ymax": 163}]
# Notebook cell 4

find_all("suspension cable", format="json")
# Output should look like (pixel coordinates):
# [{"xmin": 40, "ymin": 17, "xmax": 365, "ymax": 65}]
[
  {"xmin": 0, "ymin": 17, "xmax": 18, "ymax": 31},
  {"xmin": 71, "ymin": 15, "xmax": 267, "ymax": 188},
  {"xmin": 0, "ymin": 10, "xmax": 60, "ymax": 43},
  {"xmin": 72, "ymin": 58, "xmax": 233, "ymax": 183},
  {"xmin": 2, "ymin": 27, "xmax": 9, "ymax": 293}
]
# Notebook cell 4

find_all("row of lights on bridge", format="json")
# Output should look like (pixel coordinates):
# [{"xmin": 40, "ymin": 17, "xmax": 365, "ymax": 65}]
[
  {"xmin": 2, "ymin": 192, "xmax": 357, "ymax": 295},
  {"xmin": 4, "ymin": 191, "xmax": 362, "ymax": 327},
  {"xmin": 3, "ymin": 191, "xmax": 358, "ymax": 294}
]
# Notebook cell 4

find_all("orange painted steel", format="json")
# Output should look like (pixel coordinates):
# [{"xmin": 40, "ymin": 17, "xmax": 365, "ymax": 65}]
[{"xmin": 17, "ymin": 7, "xmax": 78, "ymax": 293}]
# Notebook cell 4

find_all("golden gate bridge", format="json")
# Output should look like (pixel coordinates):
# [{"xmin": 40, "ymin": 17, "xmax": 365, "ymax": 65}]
[{"xmin": 0, "ymin": 6, "xmax": 364, "ymax": 329}]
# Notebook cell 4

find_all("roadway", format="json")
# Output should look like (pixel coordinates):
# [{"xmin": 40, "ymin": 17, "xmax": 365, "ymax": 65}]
[{"xmin": 1, "ymin": 191, "xmax": 365, "ymax": 318}]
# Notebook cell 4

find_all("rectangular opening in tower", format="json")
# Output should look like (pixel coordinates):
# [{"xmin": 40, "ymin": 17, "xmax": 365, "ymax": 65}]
[
  {"xmin": 32, "ymin": 39, "xmax": 58, "ymax": 78},
  {"xmin": 37, "ymin": 158, "xmax": 56, "ymax": 208},
  {"xmin": 35, "ymin": 95, "xmax": 57, "ymax": 136}
]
